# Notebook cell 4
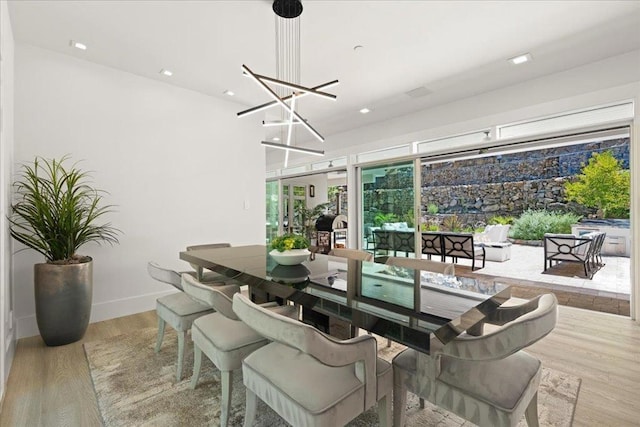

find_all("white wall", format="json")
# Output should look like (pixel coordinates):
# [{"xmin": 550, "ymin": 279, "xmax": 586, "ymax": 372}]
[
  {"xmin": 0, "ymin": 0, "xmax": 16, "ymax": 400},
  {"xmin": 13, "ymin": 44, "xmax": 265, "ymax": 338}
]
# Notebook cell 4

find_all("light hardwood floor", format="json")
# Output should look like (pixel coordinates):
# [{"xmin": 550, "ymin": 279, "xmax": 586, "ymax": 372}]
[{"xmin": 0, "ymin": 307, "xmax": 639, "ymax": 426}]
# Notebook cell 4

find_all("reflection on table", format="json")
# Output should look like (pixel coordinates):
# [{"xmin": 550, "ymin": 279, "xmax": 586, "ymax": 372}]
[{"xmin": 180, "ymin": 245, "xmax": 510, "ymax": 353}]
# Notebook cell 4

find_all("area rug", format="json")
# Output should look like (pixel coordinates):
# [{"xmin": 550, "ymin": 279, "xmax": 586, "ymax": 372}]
[{"xmin": 84, "ymin": 328, "xmax": 580, "ymax": 426}]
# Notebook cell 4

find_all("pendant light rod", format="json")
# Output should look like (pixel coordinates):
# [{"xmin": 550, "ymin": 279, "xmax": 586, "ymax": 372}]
[
  {"xmin": 237, "ymin": 80, "xmax": 339, "ymax": 118},
  {"xmin": 241, "ymin": 64, "xmax": 324, "ymax": 142},
  {"xmin": 246, "ymin": 72, "xmax": 338, "ymax": 100},
  {"xmin": 263, "ymin": 120, "xmax": 303, "ymax": 127}
]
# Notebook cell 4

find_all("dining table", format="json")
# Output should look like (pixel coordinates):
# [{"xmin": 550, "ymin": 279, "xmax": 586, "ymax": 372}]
[{"xmin": 179, "ymin": 244, "xmax": 511, "ymax": 354}]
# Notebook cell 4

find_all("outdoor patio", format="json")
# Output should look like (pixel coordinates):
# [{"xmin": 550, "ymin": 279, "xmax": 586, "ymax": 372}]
[
  {"xmin": 448, "ymin": 243, "xmax": 631, "ymax": 316},
  {"xmin": 457, "ymin": 243, "xmax": 630, "ymax": 297}
]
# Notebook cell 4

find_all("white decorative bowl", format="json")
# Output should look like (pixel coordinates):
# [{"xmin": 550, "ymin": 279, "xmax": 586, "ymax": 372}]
[{"xmin": 269, "ymin": 248, "xmax": 310, "ymax": 266}]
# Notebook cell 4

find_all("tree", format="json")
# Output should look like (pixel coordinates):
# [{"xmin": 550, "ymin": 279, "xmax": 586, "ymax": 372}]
[{"xmin": 564, "ymin": 151, "xmax": 630, "ymax": 218}]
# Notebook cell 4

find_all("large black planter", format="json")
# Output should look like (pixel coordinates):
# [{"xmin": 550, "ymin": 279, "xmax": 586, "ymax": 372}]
[{"xmin": 34, "ymin": 259, "xmax": 93, "ymax": 346}]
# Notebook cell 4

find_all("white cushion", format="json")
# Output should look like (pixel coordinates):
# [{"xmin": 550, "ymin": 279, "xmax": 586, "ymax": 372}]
[
  {"xmin": 156, "ymin": 292, "xmax": 212, "ymax": 331},
  {"xmin": 243, "ymin": 342, "xmax": 366, "ymax": 425},
  {"xmin": 192, "ymin": 312, "xmax": 268, "ymax": 371}
]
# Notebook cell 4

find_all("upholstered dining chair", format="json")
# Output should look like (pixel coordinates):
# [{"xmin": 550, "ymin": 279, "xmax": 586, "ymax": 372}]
[
  {"xmin": 181, "ymin": 274, "xmax": 296, "ymax": 427},
  {"xmin": 329, "ymin": 247, "xmax": 374, "ymax": 262},
  {"xmin": 185, "ymin": 242, "xmax": 232, "ymax": 282},
  {"xmin": 147, "ymin": 262, "xmax": 215, "ymax": 381},
  {"xmin": 232, "ymin": 292, "xmax": 393, "ymax": 427},
  {"xmin": 393, "ymin": 293, "xmax": 558, "ymax": 427},
  {"xmin": 385, "ymin": 257, "xmax": 455, "ymax": 276}
]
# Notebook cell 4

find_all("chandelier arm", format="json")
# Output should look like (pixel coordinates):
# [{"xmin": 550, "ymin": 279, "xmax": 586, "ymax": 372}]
[
  {"xmin": 237, "ymin": 80, "xmax": 339, "ymax": 118},
  {"xmin": 241, "ymin": 64, "xmax": 324, "ymax": 142},
  {"xmin": 251, "ymin": 73, "xmax": 337, "ymax": 100}
]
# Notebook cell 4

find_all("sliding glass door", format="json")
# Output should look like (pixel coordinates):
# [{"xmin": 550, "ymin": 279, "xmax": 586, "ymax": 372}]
[{"xmin": 361, "ymin": 162, "xmax": 415, "ymax": 257}]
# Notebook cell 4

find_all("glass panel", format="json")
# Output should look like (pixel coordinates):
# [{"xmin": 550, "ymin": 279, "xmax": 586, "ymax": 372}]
[
  {"xmin": 311, "ymin": 156, "xmax": 348, "ymax": 170},
  {"xmin": 361, "ymin": 161, "xmax": 415, "ymax": 256},
  {"xmin": 357, "ymin": 145, "xmax": 412, "ymax": 164},
  {"xmin": 293, "ymin": 186, "xmax": 306, "ymax": 197},
  {"xmin": 417, "ymin": 131, "xmax": 488, "ymax": 155},
  {"xmin": 265, "ymin": 181, "xmax": 279, "ymax": 244},
  {"xmin": 497, "ymin": 102, "xmax": 633, "ymax": 139},
  {"xmin": 292, "ymin": 199, "xmax": 306, "ymax": 235}
]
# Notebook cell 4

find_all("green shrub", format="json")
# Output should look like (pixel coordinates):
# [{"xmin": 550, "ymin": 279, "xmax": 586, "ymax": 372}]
[
  {"xmin": 441, "ymin": 215, "xmax": 465, "ymax": 232},
  {"xmin": 510, "ymin": 210, "xmax": 582, "ymax": 240},
  {"xmin": 426, "ymin": 204, "xmax": 439, "ymax": 215},
  {"xmin": 402, "ymin": 208, "xmax": 415, "ymax": 228},
  {"xmin": 373, "ymin": 212, "xmax": 399, "ymax": 226},
  {"xmin": 488, "ymin": 215, "xmax": 515, "ymax": 225},
  {"xmin": 564, "ymin": 151, "xmax": 630, "ymax": 218}
]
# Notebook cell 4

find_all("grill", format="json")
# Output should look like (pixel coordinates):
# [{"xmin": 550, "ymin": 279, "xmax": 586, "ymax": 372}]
[{"xmin": 315, "ymin": 214, "xmax": 348, "ymax": 254}]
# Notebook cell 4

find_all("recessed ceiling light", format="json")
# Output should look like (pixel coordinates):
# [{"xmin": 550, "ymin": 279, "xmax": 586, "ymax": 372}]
[
  {"xmin": 508, "ymin": 53, "xmax": 532, "ymax": 65},
  {"xmin": 272, "ymin": 136, "xmax": 280, "ymax": 141},
  {"xmin": 223, "ymin": 90, "xmax": 235, "ymax": 96},
  {"xmin": 159, "ymin": 69, "xmax": 173, "ymax": 77},
  {"xmin": 360, "ymin": 108, "xmax": 371, "ymax": 114},
  {"xmin": 69, "ymin": 40, "xmax": 87, "ymax": 50}
]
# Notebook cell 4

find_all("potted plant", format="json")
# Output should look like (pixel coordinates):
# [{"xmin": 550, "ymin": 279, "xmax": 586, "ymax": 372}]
[
  {"xmin": 269, "ymin": 233, "xmax": 310, "ymax": 265},
  {"xmin": 8, "ymin": 156, "xmax": 119, "ymax": 346}
]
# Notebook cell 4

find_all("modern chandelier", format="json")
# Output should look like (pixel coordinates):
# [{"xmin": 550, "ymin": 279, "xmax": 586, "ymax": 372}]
[{"xmin": 238, "ymin": 0, "xmax": 338, "ymax": 166}]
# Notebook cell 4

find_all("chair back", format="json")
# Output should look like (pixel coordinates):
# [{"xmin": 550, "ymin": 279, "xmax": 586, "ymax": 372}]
[
  {"xmin": 443, "ymin": 294, "xmax": 558, "ymax": 361},
  {"xmin": 394, "ymin": 231, "xmax": 415, "ymax": 254},
  {"xmin": 186, "ymin": 242, "xmax": 232, "ymax": 251},
  {"xmin": 421, "ymin": 232, "xmax": 443, "ymax": 258},
  {"xmin": 147, "ymin": 262, "xmax": 182, "ymax": 290},
  {"xmin": 385, "ymin": 257, "xmax": 455, "ymax": 276},
  {"xmin": 373, "ymin": 229, "xmax": 393, "ymax": 251},
  {"xmin": 442, "ymin": 233, "xmax": 474, "ymax": 258},
  {"xmin": 181, "ymin": 273, "xmax": 240, "ymax": 319},
  {"xmin": 186, "ymin": 243, "xmax": 231, "ymax": 272},
  {"xmin": 233, "ymin": 293, "xmax": 379, "ymax": 410},
  {"xmin": 329, "ymin": 248, "xmax": 374, "ymax": 262},
  {"xmin": 544, "ymin": 233, "xmax": 591, "ymax": 261}
]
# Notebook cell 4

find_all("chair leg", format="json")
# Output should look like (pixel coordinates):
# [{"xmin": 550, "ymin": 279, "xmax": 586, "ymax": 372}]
[
  {"xmin": 190, "ymin": 344, "xmax": 202, "ymax": 389},
  {"xmin": 393, "ymin": 385, "xmax": 408, "ymax": 427},
  {"xmin": 386, "ymin": 338, "xmax": 391, "ymax": 348},
  {"xmin": 244, "ymin": 388, "xmax": 258, "ymax": 427},
  {"xmin": 220, "ymin": 370, "xmax": 233, "ymax": 427},
  {"xmin": 155, "ymin": 316, "xmax": 166, "ymax": 353},
  {"xmin": 377, "ymin": 394, "xmax": 391, "ymax": 427},
  {"xmin": 176, "ymin": 330, "xmax": 186, "ymax": 381},
  {"xmin": 524, "ymin": 392, "xmax": 540, "ymax": 427}
]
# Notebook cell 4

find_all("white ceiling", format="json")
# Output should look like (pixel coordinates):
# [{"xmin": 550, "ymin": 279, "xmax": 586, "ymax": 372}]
[{"xmin": 8, "ymin": 0, "xmax": 640, "ymax": 153}]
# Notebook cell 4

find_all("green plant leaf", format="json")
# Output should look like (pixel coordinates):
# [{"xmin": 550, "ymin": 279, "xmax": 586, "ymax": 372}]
[{"xmin": 8, "ymin": 156, "xmax": 120, "ymax": 263}]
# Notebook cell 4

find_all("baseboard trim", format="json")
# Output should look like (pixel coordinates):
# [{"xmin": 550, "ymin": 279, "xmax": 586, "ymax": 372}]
[{"xmin": 15, "ymin": 290, "xmax": 175, "ymax": 339}]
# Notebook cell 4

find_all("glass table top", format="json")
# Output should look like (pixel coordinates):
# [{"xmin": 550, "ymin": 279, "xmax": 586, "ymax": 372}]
[{"xmin": 180, "ymin": 245, "xmax": 510, "ymax": 353}]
